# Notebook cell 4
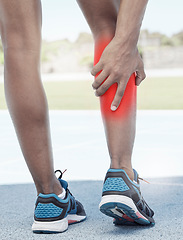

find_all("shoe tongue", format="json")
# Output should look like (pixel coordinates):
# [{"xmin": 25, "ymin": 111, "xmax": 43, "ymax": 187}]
[
  {"xmin": 59, "ymin": 179, "xmax": 68, "ymax": 190},
  {"xmin": 133, "ymin": 169, "xmax": 138, "ymax": 183}
]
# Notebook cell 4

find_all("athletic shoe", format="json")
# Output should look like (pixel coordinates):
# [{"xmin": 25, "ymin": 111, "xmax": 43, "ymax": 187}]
[
  {"xmin": 113, "ymin": 217, "xmax": 137, "ymax": 226},
  {"xmin": 32, "ymin": 170, "xmax": 86, "ymax": 233},
  {"xmin": 99, "ymin": 168, "xmax": 155, "ymax": 225}
]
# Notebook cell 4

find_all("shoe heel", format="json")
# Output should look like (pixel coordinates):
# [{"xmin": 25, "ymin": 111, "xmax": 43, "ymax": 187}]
[
  {"xmin": 32, "ymin": 218, "xmax": 68, "ymax": 233},
  {"xmin": 99, "ymin": 195, "xmax": 151, "ymax": 225}
]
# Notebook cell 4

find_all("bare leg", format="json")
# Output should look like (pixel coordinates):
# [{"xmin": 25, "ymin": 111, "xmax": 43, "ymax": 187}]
[
  {"xmin": 77, "ymin": 0, "xmax": 136, "ymax": 180},
  {"xmin": 77, "ymin": 1, "xmax": 155, "ymax": 226},
  {"xmin": 0, "ymin": 0, "xmax": 62, "ymax": 194}
]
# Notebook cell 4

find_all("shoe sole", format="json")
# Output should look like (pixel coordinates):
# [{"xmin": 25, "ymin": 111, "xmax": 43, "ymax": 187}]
[
  {"xmin": 99, "ymin": 195, "xmax": 154, "ymax": 225},
  {"xmin": 113, "ymin": 218, "xmax": 138, "ymax": 226},
  {"xmin": 32, "ymin": 215, "xmax": 86, "ymax": 233}
]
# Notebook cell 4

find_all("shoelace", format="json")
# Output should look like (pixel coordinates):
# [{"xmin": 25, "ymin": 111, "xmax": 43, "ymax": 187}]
[
  {"xmin": 55, "ymin": 169, "xmax": 74, "ymax": 198},
  {"xmin": 138, "ymin": 176, "xmax": 150, "ymax": 184},
  {"xmin": 55, "ymin": 169, "xmax": 67, "ymax": 179}
]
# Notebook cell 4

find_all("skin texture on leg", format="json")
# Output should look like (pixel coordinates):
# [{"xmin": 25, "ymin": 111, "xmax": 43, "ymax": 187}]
[
  {"xmin": 0, "ymin": 0, "xmax": 62, "ymax": 194},
  {"xmin": 94, "ymin": 36, "xmax": 137, "ymax": 180},
  {"xmin": 94, "ymin": 36, "xmax": 137, "ymax": 120},
  {"xmin": 77, "ymin": 0, "xmax": 137, "ymax": 180}
]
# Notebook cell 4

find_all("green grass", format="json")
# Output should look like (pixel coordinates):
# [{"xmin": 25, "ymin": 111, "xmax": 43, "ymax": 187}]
[
  {"xmin": 44, "ymin": 80, "xmax": 99, "ymax": 110},
  {"xmin": 0, "ymin": 77, "xmax": 182, "ymax": 110},
  {"xmin": 137, "ymin": 76, "xmax": 183, "ymax": 109}
]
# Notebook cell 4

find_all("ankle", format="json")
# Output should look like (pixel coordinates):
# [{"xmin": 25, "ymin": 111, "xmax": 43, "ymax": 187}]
[
  {"xmin": 35, "ymin": 176, "xmax": 63, "ymax": 195},
  {"xmin": 120, "ymin": 167, "xmax": 134, "ymax": 181},
  {"xmin": 110, "ymin": 162, "xmax": 134, "ymax": 181}
]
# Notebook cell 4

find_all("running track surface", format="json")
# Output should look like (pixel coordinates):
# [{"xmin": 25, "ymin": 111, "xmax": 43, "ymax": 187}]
[
  {"xmin": 0, "ymin": 110, "xmax": 182, "ymax": 239},
  {"xmin": 0, "ymin": 179, "xmax": 183, "ymax": 240}
]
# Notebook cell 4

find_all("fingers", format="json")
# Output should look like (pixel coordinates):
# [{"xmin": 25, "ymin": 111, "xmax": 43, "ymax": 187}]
[
  {"xmin": 94, "ymin": 75, "xmax": 113, "ymax": 96},
  {"xmin": 91, "ymin": 61, "xmax": 103, "ymax": 77},
  {"xmin": 135, "ymin": 69, "xmax": 146, "ymax": 86},
  {"xmin": 135, "ymin": 58, "xmax": 146, "ymax": 86},
  {"xmin": 92, "ymin": 70, "xmax": 109, "ymax": 89},
  {"xmin": 111, "ymin": 82, "xmax": 126, "ymax": 111}
]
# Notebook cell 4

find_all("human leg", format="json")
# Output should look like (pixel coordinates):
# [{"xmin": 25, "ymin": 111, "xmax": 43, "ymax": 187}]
[
  {"xmin": 0, "ymin": 0, "xmax": 62, "ymax": 195},
  {"xmin": 77, "ymin": 0, "xmax": 154, "ymax": 225},
  {"xmin": 0, "ymin": 0, "xmax": 86, "ymax": 233},
  {"xmin": 77, "ymin": 0, "xmax": 135, "ymax": 180},
  {"xmin": 94, "ymin": 36, "xmax": 136, "ymax": 181}
]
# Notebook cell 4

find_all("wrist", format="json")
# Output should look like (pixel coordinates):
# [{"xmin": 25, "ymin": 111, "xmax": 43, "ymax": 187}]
[
  {"xmin": 113, "ymin": 33, "xmax": 138, "ymax": 54},
  {"xmin": 114, "ymin": 27, "xmax": 140, "ymax": 48}
]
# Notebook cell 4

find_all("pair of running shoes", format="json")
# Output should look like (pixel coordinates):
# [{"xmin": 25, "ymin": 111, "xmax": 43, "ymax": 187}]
[{"xmin": 32, "ymin": 168, "xmax": 155, "ymax": 233}]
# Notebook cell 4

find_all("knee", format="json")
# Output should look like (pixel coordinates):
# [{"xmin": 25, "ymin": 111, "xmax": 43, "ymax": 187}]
[
  {"xmin": 0, "ymin": 21, "xmax": 41, "ymax": 69},
  {"xmin": 1, "ymin": 27, "xmax": 41, "ymax": 53},
  {"xmin": 0, "ymin": 20, "xmax": 41, "ymax": 53},
  {"xmin": 0, "ymin": 1, "xmax": 41, "ymax": 51}
]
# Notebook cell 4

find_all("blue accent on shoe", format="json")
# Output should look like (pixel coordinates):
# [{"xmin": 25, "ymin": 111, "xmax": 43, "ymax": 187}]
[
  {"xmin": 35, "ymin": 203, "xmax": 63, "ymax": 218},
  {"xmin": 107, "ymin": 169, "xmax": 124, "ymax": 173},
  {"xmin": 133, "ymin": 169, "xmax": 139, "ymax": 182},
  {"xmin": 100, "ymin": 202, "xmax": 146, "ymax": 224},
  {"xmin": 103, "ymin": 177, "xmax": 129, "ymax": 192},
  {"xmin": 100, "ymin": 201, "xmax": 151, "ymax": 226},
  {"xmin": 107, "ymin": 168, "xmax": 140, "ymax": 188},
  {"xmin": 33, "ymin": 170, "xmax": 86, "ymax": 234},
  {"xmin": 100, "ymin": 168, "xmax": 155, "ymax": 226},
  {"xmin": 38, "ymin": 193, "xmax": 69, "ymax": 204},
  {"xmin": 59, "ymin": 179, "xmax": 68, "ymax": 190}
]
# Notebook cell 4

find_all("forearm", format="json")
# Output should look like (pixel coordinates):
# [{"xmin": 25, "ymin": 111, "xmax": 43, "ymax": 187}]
[{"xmin": 114, "ymin": 0, "xmax": 148, "ymax": 48}]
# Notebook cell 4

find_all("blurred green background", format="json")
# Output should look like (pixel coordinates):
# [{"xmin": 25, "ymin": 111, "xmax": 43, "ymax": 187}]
[
  {"xmin": 0, "ymin": 28, "xmax": 182, "ymax": 110},
  {"xmin": 0, "ymin": 77, "xmax": 182, "ymax": 110}
]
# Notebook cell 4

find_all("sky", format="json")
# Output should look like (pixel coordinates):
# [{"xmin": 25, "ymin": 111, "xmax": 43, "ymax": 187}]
[{"xmin": 41, "ymin": 0, "xmax": 183, "ymax": 42}]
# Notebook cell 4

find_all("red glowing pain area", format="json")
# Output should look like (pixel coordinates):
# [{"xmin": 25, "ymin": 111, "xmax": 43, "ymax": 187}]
[{"xmin": 94, "ymin": 36, "xmax": 137, "ymax": 120}]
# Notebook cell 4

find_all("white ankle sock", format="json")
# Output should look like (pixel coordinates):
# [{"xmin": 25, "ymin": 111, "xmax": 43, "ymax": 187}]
[{"xmin": 58, "ymin": 188, "xmax": 66, "ymax": 199}]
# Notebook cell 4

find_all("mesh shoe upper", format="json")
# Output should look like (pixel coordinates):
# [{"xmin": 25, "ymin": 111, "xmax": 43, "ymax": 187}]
[
  {"xmin": 34, "ymin": 174, "xmax": 86, "ymax": 222},
  {"xmin": 102, "ymin": 169, "xmax": 154, "ymax": 219}
]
